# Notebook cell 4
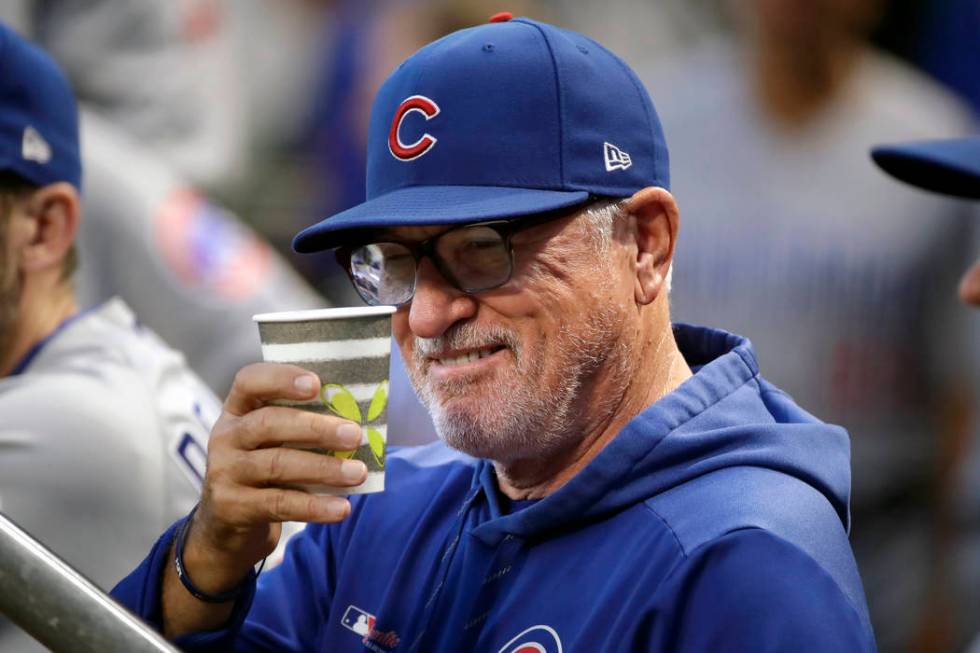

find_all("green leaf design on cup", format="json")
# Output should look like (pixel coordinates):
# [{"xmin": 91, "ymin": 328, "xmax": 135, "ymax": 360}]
[
  {"xmin": 320, "ymin": 383, "xmax": 362, "ymax": 423},
  {"xmin": 367, "ymin": 381, "xmax": 389, "ymax": 422},
  {"xmin": 367, "ymin": 427, "xmax": 385, "ymax": 467},
  {"xmin": 317, "ymin": 381, "xmax": 387, "ymax": 468}
]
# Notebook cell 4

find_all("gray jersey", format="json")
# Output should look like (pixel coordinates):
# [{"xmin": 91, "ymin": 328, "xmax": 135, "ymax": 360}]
[
  {"xmin": 74, "ymin": 112, "xmax": 324, "ymax": 395},
  {"xmin": 0, "ymin": 298, "xmax": 219, "ymax": 651},
  {"xmin": 75, "ymin": 112, "xmax": 437, "ymax": 444}
]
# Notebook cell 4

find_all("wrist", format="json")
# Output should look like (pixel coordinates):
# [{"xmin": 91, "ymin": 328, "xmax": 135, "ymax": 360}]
[{"xmin": 174, "ymin": 506, "xmax": 264, "ymax": 603}]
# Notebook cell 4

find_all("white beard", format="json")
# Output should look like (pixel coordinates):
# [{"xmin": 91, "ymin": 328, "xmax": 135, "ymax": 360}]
[{"xmin": 407, "ymin": 304, "xmax": 630, "ymax": 465}]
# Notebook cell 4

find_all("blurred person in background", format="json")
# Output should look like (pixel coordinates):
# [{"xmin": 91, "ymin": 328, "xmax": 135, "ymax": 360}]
[
  {"xmin": 70, "ymin": 113, "xmax": 324, "ymax": 397},
  {"xmin": 871, "ymin": 137, "xmax": 980, "ymax": 653},
  {"xmin": 643, "ymin": 0, "xmax": 978, "ymax": 650},
  {"xmin": 558, "ymin": 0, "xmax": 727, "ymax": 73},
  {"xmin": 2, "ymin": 0, "xmax": 246, "ymax": 191},
  {"xmin": 874, "ymin": 0, "xmax": 980, "ymax": 121},
  {"xmin": 0, "ymin": 23, "xmax": 219, "ymax": 652}
]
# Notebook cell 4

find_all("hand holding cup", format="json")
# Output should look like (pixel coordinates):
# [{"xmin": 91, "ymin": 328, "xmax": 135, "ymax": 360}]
[
  {"xmin": 169, "ymin": 306, "xmax": 395, "ymax": 619},
  {"xmin": 187, "ymin": 362, "xmax": 370, "ymax": 588},
  {"xmin": 162, "ymin": 361, "xmax": 370, "ymax": 636}
]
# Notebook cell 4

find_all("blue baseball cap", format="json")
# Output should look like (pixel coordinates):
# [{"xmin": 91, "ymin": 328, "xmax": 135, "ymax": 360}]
[
  {"xmin": 0, "ymin": 22, "xmax": 81, "ymax": 189},
  {"xmin": 871, "ymin": 137, "xmax": 980, "ymax": 200},
  {"xmin": 294, "ymin": 16, "xmax": 669, "ymax": 252}
]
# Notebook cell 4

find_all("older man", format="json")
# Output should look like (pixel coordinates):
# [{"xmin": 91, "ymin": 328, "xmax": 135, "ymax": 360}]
[{"xmin": 114, "ymin": 16, "xmax": 876, "ymax": 652}]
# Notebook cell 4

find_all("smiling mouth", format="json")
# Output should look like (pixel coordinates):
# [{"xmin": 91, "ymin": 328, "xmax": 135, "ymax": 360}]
[{"xmin": 431, "ymin": 346, "xmax": 507, "ymax": 368}]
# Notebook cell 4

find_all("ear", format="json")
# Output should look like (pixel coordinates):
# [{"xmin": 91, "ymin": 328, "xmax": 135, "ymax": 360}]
[
  {"xmin": 625, "ymin": 186, "xmax": 680, "ymax": 305},
  {"xmin": 18, "ymin": 182, "xmax": 80, "ymax": 275}
]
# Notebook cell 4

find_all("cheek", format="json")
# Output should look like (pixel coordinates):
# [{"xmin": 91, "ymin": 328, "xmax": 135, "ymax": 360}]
[
  {"xmin": 493, "ymin": 258, "xmax": 618, "ymax": 354},
  {"xmin": 510, "ymin": 248, "xmax": 582, "ymax": 307},
  {"xmin": 531, "ymin": 247, "xmax": 629, "ymax": 315}
]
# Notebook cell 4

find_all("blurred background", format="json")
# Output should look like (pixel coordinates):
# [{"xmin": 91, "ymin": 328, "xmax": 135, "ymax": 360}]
[{"xmin": 0, "ymin": 1, "xmax": 977, "ymax": 651}]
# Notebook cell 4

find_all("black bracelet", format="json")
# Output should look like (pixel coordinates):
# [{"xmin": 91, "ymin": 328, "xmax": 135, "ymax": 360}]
[{"xmin": 173, "ymin": 505, "xmax": 265, "ymax": 604}]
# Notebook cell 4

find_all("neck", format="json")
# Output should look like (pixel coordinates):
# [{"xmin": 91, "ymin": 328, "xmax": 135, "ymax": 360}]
[
  {"xmin": 0, "ymin": 278, "xmax": 76, "ymax": 376},
  {"xmin": 749, "ymin": 30, "xmax": 860, "ymax": 126},
  {"xmin": 495, "ymin": 299, "xmax": 691, "ymax": 500}
]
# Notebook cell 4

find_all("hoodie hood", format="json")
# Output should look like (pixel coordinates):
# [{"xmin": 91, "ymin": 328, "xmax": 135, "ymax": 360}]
[{"xmin": 471, "ymin": 323, "xmax": 851, "ymax": 545}]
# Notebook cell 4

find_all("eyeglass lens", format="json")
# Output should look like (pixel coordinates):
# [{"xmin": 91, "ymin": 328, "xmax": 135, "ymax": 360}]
[{"xmin": 348, "ymin": 224, "xmax": 513, "ymax": 305}]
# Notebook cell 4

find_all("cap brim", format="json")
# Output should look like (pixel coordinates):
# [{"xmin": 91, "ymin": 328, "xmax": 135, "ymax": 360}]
[
  {"xmin": 293, "ymin": 185, "xmax": 591, "ymax": 252},
  {"xmin": 871, "ymin": 137, "xmax": 980, "ymax": 200}
]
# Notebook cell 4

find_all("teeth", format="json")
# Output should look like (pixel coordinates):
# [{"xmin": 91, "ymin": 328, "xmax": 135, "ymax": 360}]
[{"xmin": 438, "ymin": 349, "xmax": 494, "ymax": 367}]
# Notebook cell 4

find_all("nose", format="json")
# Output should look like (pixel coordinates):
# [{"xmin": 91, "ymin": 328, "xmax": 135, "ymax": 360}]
[{"xmin": 408, "ymin": 257, "xmax": 477, "ymax": 338}]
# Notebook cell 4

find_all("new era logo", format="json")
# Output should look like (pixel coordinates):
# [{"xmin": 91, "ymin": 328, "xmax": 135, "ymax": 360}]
[
  {"xmin": 603, "ymin": 141, "xmax": 631, "ymax": 172},
  {"xmin": 22, "ymin": 126, "xmax": 51, "ymax": 164}
]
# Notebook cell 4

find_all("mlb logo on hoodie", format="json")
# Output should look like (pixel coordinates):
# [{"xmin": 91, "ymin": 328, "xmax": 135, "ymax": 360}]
[{"xmin": 341, "ymin": 605, "xmax": 375, "ymax": 636}]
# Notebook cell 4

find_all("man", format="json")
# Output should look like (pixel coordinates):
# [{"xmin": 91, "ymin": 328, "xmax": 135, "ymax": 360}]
[
  {"xmin": 114, "ymin": 17, "xmax": 876, "ymax": 651},
  {"xmin": 0, "ymin": 21, "xmax": 219, "ymax": 650},
  {"xmin": 871, "ymin": 136, "xmax": 980, "ymax": 651}
]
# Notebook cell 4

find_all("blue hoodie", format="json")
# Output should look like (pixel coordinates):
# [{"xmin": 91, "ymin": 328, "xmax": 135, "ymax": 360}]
[{"xmin": 113, "ymin": 324, "xmax": 876, "ymax": 652}]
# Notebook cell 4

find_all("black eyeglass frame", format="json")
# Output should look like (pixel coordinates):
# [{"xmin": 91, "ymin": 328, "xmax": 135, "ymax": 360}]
[{"xmin": 334, "ymin": 197, "xmax": 609, "ymax": 306}]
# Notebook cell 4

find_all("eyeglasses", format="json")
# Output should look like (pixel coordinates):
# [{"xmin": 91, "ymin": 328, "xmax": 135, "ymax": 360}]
[{"xmin": 336, "ymin": 202, "xmax": 597, "ymax": 306}]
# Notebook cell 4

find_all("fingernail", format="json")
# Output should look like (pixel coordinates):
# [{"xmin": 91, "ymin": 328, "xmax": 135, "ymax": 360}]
[
  {"xmin": 337, "ymin": 423, "xmax": 362, "ymax": 446},
  {"xmin": 294, "ymin": 375, "xmax": 318, "ymax": 394},
  {"xmin": 334, "ymin": 498, "xmax": 352, "ymax": 519},
  {"xmin": 341, "ymin": 459, "xmax": 367, "ymax": 483}
]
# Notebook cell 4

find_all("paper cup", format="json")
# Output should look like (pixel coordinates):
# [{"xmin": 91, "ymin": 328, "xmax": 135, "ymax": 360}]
[{"xmin": 253, "ymin": 306, "xmax": 397, "ymax": 495}]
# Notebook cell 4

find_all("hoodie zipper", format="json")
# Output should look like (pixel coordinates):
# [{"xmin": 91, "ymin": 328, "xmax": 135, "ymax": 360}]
[{"xmin": 404, "ymin": 485, "xmax": 482, "ymax": 652}]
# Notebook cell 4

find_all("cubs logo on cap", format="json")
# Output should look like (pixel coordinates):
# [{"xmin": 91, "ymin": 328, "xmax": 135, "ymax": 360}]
[
  {"xmin": 388, "ymin": 95, "xmax": 441, "ymax": 161},
  {"xmin": 293, "ymin": 17, "xmax": 669, "ymax": 253}
]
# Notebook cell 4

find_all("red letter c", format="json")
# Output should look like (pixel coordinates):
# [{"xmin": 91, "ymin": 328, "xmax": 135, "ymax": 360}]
[{"xmin": 388, "ymin": 95, "xmax": 440, "ymax": 161}]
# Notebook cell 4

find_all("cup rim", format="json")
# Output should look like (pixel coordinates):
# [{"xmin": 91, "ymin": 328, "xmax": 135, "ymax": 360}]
[{"xmin": 252, "ymin": 306, "xmax": 396, "ymax": 323}]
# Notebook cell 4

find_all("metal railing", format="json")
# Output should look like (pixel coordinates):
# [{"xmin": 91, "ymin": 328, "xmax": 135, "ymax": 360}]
[{"xmin": 0, "ymin": 512, "xmax": 178, "ymax": 652}]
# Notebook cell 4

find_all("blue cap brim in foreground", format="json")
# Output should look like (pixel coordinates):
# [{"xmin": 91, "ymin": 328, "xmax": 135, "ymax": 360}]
[
  {"xmin": 293, "ymin": 17, "xmax": 669, "ymax": 252},
  {"xmin": 0, "ymin": 22, "xmax": 81, "ymax": 189},
  {"xmin": 871, "ymin": 137, "xmax": 980, "ymax": 200}
]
